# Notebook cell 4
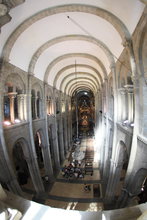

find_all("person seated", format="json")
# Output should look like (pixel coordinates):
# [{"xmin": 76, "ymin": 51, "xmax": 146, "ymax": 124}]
[{"xmin": 84, "ymin": 184, "xmax": 91, "ymax": 192}]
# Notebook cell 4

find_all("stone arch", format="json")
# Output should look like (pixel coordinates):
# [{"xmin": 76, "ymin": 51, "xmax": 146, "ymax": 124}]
[
  {"xmin": 12, "ymin": 138, "xmax": 32, "ymax": 186},
  {"xmin": 12, "ymin": 138, "xmax": 31, "ymax": 166},
  {"xmin": 60, "ymin": 72, "xmax": 100, "ymax": 92},
  {"xmin": 31, "ymin": 82, "xmax": 43, "ymax": 118},
  {"xmin": 72, "ymin": 87, "xmax": 92, "ymax": 95},
  {"xmin": 108, "ymin": 76, "xmax": 114, "ymax": 118},
  {"xmin": 69, "ymin": 83, "xmax": 95, "ymax": 96},
  {"xmin": 45, "ymin": 86, "xmax": 53, "ymax": 115},
  {"xmin": 67, "ymin": 80, "xmax": 96, "ymax": 95},
  {"xmin": 44, "ymin": 53, "xmax": 107, "ymax": 83},
  {"xmin": 53, "ymin": 63, "xmax": 103, "ymax": 88},
  {"xmin": 3, "ymin": 73, "xmax": 26, "ymax": 123},
  {"xmin": 34, "ymin": 129, "xmax": 46, "ymax": 169},
  {"xmin": 31, "ymin": 82, "xmax": 43, "ymax": 98},
  {"xmin": 2, "ymin": 4, "xmax": 130, "ymax": 60},
  {"xmin": 131, "ymin": 168, "xmax": 147, "ymax": 195},
  {"xmin": 4, "ymin": 73, "xmax": 25, "ymax": 94},
  {"xmin": 135, "ymin": 17, "xmax": 147, "ymax": 77},
  {"xmin": 28, "ymin": 34, "xmax": 115, "ymax": 75}
]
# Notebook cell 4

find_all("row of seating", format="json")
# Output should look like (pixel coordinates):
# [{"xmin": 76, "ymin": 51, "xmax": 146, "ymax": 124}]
[{"xmin": 84, "ymin": 146, "xmax": 94, "ymax": 175}]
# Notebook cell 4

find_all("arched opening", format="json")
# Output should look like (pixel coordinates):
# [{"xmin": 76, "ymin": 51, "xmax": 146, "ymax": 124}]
[
  {"xmin": 13, "ymin": 142, "xmax": 30, "ymax": 188},
  {"xmin": 34, "ymin": 131, "xmax": 44, "ymax": 169},
  {"xmin": 72, "ymin": 90, "xmax": 95, "ymax": 139},
  {"xmin": 3, "ymin": 74, "xmax": 25, "ymax": 125}
]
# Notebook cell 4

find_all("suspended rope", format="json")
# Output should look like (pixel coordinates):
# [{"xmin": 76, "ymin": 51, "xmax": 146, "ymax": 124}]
[
  {"xmin": 67, "ymin": 15, "xmax": 132, "ymax": 73},
  {"xmin": 75, "ymin": 60, "xmax": 79, "ymax": 139}
]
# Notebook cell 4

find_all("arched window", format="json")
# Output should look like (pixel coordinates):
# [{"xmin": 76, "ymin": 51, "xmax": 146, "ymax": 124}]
[
  {"xmin": 31, "ymin": 83, "xmax": 43, "ymax": 120},
  {"xmin": 3, "ymin": 74, "xmax": 25, "ymax": 126}
]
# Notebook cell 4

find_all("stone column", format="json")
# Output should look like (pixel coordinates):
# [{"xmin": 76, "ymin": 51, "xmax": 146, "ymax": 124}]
[
  {"xmin": 46, "ymin": 98, "xmax": 50, "ymax": 115},
  {"xmin": 58, "ymin": 94, "xmax": 65, "ymax": 162},
  {"xmin": 67, "ymin": 98, "xmax": 72, "ymax": 148},
  {"xmin": 41, "ymin": 145, "xmax": 54, "ymax": 179},
  {"xmin": 27, "ymin": 74, "xmax": 45, "ymax": 194},
  {"xmin": 63, "ymin": 112, "xmax": 68, "ymax": 155},
  {"xmin": 50, "ymin": 119, "xmax": 60, "ymax": 170},
  {"xmin": 101, "ymin": 78, "xmax": 109, "ymax": 177},
  {"xmin": 105, "ymin": 159, "xmax": 124, "ymax": 204},
  {"xmin": 127, "ymin": 86, "xmax": 134, "ymax": 123},
  {"xmin": 119, "ymin": 88, "xmax": 127, "ymax": 121},
  {"xmin": 17, "ymin": 94, "xmax": 25, "ymax": 121},
  {"xmin": 25, "ymin": 156, "xmax": 44, "ymax": 195},
  {"xmin": 8, "ymin": 92, "xmax": 17, "ymax": 123},
  {"xmin": 66, "ymin": 98, "xmax": 71, "ymax": 150},
  {"xmin": 105, "ymin": 65, "xmax": 119, "ymax": 203},
  {"xmin": 51, "ymin": 98, "xmax": 54, "ymax": 115},
  {"xmin": 42, "ymin": 83, "xmax": 53, "ymax": 179}
]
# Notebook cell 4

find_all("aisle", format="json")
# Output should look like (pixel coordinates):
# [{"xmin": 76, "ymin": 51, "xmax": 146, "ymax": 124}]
[{"xmin": 44, "ymin": 137, "xmax": 103, "ymax": 211}]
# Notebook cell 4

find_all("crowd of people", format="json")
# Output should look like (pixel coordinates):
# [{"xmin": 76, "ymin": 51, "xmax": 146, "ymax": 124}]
[{"xmin": 61, "ymin": 162, "xmax": 84, "ymax": 180}]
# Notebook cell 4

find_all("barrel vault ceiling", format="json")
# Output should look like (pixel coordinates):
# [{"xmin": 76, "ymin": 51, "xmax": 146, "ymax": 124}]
[{"xmin": 0, "ymin": 0, "xmax": 145, "ymax": 95}]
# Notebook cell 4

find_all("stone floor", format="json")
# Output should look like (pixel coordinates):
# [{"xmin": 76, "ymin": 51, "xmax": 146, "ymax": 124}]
[{"xmin": 21, "ymin": 136, "xmax": 103, "ymax": 211}]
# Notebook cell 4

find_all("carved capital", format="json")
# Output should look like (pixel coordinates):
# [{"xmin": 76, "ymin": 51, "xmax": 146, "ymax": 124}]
[
  {"xmin": 124, "ymin": 84, "xmax": 134, "ymax": 93},
  {"xmin": 118, "ymin": 88, "xmax": 126, "ymax": 95}
]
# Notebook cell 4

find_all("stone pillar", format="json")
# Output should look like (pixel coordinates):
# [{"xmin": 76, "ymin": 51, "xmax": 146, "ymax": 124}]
[
  {"xmin": 119, "ymin": 88, "xmax": 127, "ymax": 121},
  {"xmin": 27, "ymin": 74, "xmax": 45, "ymax": 194},
  {"xmin": 51, "ymin": 98, "xmax": 54, "ymax": 115},
  {"xmin": 105, "ymin": 159, "xmax": 124, "ymax": 204},
  {"xmin": 34, "ymin": 96, "xmax": 38, "ymax": 118},
  {"xmin": 8, "ymin": 92, "xmax": 17, "ymax": 123},
  {"xmin": 101, "ymin": 78, "xmax": 109, "ymax": 177},
  {"xmin": 41, "ymin": 145, "xmax": 54, "ymax": 179},
  {"xmin": 63, "ymin": 113, "xmax": 68, "ymax": 154},
  {"xmin": 50, "ymin": 119, "xmax": 60, "ymax": 170},
  {"xmin": 66, "ymin": 98, "xmax": 70, "ymax": 150},
  {"xmin": 17, "ymin": 94, "xmax": 25, "ymax": 121},
  {"xmin": 127, "ymin": 86, "xmax": 134, "ymax": 123},
  {"xmin": 105, "ymin": 65, "xmax": 119, "ymax": 203},
  {"xmin": 46, "ymin": 98, "xmax": 50, "ymax": 115},
  {"xmin": 42, "ymin": 83, "xmax": 54, "ymax": 179},
  {"xmin": 67, "ymin": 98, "xmax": 72, "ymax": 148},
  {"xmin": 25, "ymin": 156, "xmax": 44, "ymax": 195},
  {"xmin": 58, "ymin": 94, "xmax": 65, "ymax": 162}
]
